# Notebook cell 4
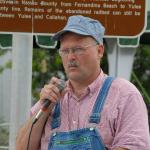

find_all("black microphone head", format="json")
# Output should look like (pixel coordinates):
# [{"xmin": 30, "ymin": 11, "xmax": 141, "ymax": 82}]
[
  {"xmin": 43, "ymin": 99, "xmax": 50, "ymax": 108},
  {"xmin": 43, "ymin": 80, "xmax": 65, "ymax": 109},
  {"xmin": 57, "ymin": 80, "xmax": 66, "ymax": 92},
  {"xmin": 33, "ymin": 80, "xmax": 66, "ymax": 124}
]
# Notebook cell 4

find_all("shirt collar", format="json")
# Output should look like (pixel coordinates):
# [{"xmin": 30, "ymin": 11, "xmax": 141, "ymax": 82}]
[
  {"xmin": 65, "ymin": 69, "xmax": 107, "ymax": 99},
  {"xmin": 87, "ymin": 69, "xmax": 107, "ymax": 94}
]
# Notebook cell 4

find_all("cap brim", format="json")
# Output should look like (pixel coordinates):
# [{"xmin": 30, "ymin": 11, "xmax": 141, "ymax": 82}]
[{"xmin": 52, "ymin": 28, "xmax": 90, "ymax": 41}]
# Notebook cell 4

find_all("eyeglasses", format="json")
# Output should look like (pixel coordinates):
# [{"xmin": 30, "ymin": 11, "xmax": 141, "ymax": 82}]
[{"xmin": 58, "ymin": 43, "xmax": 98, "ymax": 57}]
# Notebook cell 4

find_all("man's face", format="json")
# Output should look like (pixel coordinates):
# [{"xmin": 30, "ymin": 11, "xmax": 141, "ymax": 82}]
[{"xmin": 59, "ymin": 32, "xmax": 104, "ymax": 83}]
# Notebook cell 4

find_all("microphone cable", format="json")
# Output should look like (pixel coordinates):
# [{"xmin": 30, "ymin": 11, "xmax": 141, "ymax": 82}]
[
  {"xmin": 26, "ymin": 121, "xmax": 34, "ymax": 150},
  {"xmin": 26, "ymin": 80, "xmax": 65, "ymax": 150},
  {"xmin": 26, "ymin": 99, "xmax": 51, "ymax": 150}
]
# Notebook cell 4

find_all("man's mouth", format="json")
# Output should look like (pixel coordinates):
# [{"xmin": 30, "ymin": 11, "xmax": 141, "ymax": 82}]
[
  {"xmin": 68, "ymin": 61, "xmax": 79, "ymax": 68},
  {"xmin": 68, "ymin": 66, "xmax": 78, "ymax": 70}
]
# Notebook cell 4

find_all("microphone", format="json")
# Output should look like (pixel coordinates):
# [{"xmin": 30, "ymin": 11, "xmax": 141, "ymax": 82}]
[{"xmin": 32, "ymin": 80, "xmax": 65, "ymax": 124}]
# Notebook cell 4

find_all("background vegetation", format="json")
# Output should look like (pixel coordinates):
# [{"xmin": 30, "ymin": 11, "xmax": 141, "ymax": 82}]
[
  {"xmin": 0, "ymin": 43, "xmax": 150, "ymax": 148},
  {"xmin": 32, "ymin": 45, "xmax": 149, "ymax": 97},
  {"xmin": 32, "ymin": 44, "xmax": 150, "ymax": 123}
]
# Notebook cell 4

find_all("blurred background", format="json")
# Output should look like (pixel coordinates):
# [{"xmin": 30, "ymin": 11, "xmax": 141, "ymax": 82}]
[{"xmin": 0, "ymin": 2, "xmax": 150, "ymax": 150}]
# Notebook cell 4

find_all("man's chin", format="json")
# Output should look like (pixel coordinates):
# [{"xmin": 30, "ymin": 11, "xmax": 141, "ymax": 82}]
[{"xmin": 68, "ymin": 73, "xmax": 79, "ymax": 79}]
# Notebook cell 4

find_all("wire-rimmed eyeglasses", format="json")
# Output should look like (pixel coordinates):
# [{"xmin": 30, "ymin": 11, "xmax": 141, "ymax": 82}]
[{"xmin": 58, "ymin": 43, "xmax": 98, "ymax": 57}]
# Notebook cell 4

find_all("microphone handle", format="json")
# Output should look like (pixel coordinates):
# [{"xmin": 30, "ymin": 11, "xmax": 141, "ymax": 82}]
[
  {"xmin": 33, "ymin": 80, "xmax": 65, "ymax": 124},
  {"xmin": 42, "ymin": 99, "xmax": 51, "ymax": 111},
  {"xmin": 32, "ymin": 99, "xmax": 50, "ymax": 124}
]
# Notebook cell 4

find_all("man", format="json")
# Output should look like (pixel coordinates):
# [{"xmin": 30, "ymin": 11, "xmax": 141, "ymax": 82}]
[{"xmin": 16, "ymin": 15, "xmax": 150, "ymax": 150}]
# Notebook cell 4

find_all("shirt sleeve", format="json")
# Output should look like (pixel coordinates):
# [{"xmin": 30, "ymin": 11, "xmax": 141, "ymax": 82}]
[
  {"xmin": 30, "ymin": 101, "xmax": 42, "ymax": 117},
  {"xmin": 111, "ymin": 92, "xmax": 150, "ymax": 150}
]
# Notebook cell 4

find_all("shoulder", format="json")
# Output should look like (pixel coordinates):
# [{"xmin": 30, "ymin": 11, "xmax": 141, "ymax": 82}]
[
  {"xmin": 110, "ymin": 77, "xmax": 141, "ymax": 97},
  {"xmin": 106, "ymin": 78, "xmax": 150, "ymax": 149},
  {"xmin": 105, "ymin": 77, "xmax": 145, "ymax": 113}
]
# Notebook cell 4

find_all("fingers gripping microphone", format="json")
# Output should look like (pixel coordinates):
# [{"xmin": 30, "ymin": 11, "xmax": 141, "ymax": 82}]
[{"xmin": 33, "ymin": 80, "xmax": 65, "ymax": 124}]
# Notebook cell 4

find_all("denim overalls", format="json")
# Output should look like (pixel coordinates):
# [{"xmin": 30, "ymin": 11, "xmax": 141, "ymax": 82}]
[{"xmin": 48, "ymin": 77, "xmax": 114, "ymax": 150}]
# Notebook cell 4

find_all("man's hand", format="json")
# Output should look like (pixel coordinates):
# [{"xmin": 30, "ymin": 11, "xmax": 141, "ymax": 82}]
[{"xmin": 40, "ymin": 77, "xmax": 62, "ymax": 104}]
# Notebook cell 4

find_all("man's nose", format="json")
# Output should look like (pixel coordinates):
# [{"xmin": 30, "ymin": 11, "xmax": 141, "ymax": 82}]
[{"xmin": 67, "ymin": 50, "xmax": 76, "ymax": 59}]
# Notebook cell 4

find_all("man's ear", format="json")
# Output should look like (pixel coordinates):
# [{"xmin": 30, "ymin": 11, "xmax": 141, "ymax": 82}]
[{"xmin": 97, "ymin": 44, "xmax": 104, "ymax": 58}]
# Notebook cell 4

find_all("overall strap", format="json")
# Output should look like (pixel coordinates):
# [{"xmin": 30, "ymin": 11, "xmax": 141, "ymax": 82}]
[
  {"xmin": 89, "ymin": 76, "xmax": 114, "ymax": 124},
  {"xmin": 51, "ymin": 76, "xmax": 115, "ymax": 129},
  {"xmin": 51, "ymin": 102, "xmax": 61, "ymax": 129}
]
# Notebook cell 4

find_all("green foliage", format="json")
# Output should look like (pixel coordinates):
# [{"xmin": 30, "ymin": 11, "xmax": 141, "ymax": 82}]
[
  {"xmin": 0, "ymin": 119, "xmax": 9, "ymax": 146},
  {"xmin": 0, "ymin": 49, "xmax": 7, "ymax": 56},
  {"xmin": 131, "ymin": 44, "xmax": 150, "ymax": 126},
  {"xmin": 0, "ymin": 60, "xmax": 12, "ymax": 74},
  {"xmin": 0, "ymin": 38, "xmax": 149, "ymax": 146},
  {"xmin": 0, "ymin": 50, "xmax": 12, "ymax": 74},
  {"xmin": 0, "ymin": 127, "xmax": 9, "ymax": 146},
  {"xmin": 131, "ymin": 44, "xmax": 150, "ymax": 103},
  {"xmin": 32, "ymin": 46, "xmax": 109, "ymax": 103},
  {"xmin": 32, "ymin": 48, "xmax": 64, "ymax": 102},
  {"xmin": 32, "ymin": 45, "xmax": 150, "ymax": 104},
  {"xmin": 0, "ymin": 66, "xmax": 4, "ymax": 74}
]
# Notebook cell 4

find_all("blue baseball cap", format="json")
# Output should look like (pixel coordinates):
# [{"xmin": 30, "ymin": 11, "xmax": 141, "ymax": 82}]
[{"xmin": 52, "ymin": 15, "xmax": 105, "ymax": 44}]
